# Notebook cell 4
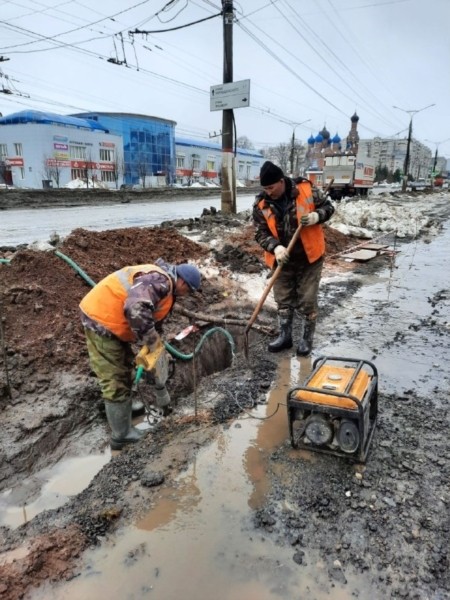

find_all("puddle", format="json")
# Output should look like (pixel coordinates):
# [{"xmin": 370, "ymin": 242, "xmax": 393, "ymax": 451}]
[
  {"xmin": 0, "ymin": 453, "xmax": 110, "ymax": 529},
  {"xmin": 30, "ymin": 355, "xmax": 373, "ymax": 600},
  {"xmin": 318, "ymin": 224, "xmax": 450, "ymax": 397}
]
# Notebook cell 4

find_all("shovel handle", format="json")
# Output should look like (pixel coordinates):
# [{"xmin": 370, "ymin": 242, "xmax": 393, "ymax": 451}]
[{"xmin": 245, "ymin": 223, "xmax": 303, "ymax": 333}]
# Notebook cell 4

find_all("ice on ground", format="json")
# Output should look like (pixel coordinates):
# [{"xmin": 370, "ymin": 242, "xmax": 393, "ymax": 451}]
[{"xmin": 329, "ymin": 193, "xmax": 440, "ymax": 238}]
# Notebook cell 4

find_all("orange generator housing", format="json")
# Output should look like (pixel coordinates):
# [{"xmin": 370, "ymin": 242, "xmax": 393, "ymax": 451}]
[{"xmin": 287, "ymin": 357, "xmax": 378, "ymax": 463}]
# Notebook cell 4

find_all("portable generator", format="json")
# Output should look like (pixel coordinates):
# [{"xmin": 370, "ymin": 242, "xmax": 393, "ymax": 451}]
[{"xmin": 287, "ymin": 357, "xmax": 378, "ymax": 463}]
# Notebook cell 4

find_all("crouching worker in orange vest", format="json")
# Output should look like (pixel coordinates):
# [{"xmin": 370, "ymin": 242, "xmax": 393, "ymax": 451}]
[
  {"xmin": 79, "ymin": 259, "xmax": 202, "ymax": 450},
  {"xmin": 253, "ymin": 161, "xmax": 334, "ymax": 355}
]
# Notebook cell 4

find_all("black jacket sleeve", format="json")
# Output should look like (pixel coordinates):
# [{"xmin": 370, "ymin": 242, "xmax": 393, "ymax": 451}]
[{"xmin": 252, "ymin": 195, "xmax": 281, "ymax": 253}]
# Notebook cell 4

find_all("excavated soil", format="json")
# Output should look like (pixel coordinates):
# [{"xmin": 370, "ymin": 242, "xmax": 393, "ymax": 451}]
[{"xmin": 0, "ymin": 209, "xmax": 448, "ymax": 600}]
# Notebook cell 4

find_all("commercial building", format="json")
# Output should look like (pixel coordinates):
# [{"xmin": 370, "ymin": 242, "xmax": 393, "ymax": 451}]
[
  {"xmin": 0, "ymin": 110, "xmax": 123, "ymax": 189},
  {"xmin": 71, "ymin": 112, "xmax": 176, "ymax": 187},
  {"xmin": 175, "ymin": 137, "xmax": 264, "ymax": 185},
  {"xmin": 0, "ymin": 109, "xmax": 264, "ymax": 189}
]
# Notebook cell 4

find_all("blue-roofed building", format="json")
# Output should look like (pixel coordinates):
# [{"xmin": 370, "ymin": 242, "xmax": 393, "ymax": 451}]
[
  {"xmin": 175, "ymin": 137, "xmax": 264, "ymax": 185},
  {"xmin": 71, "ymin": 112, "xmax": 176, "ymax": 187},
  {"xmin": 0, "ymin": 108, "xmax": 265, "ymax": 189},
  {"xmin": 0, "ymin": 110, "xmax": 123, "ymax": 188}
]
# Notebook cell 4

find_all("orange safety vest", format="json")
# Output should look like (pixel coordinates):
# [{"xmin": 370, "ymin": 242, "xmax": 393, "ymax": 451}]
[
  {"xmin": 79, "ymin": 264, "xmax": 174, "ymax": 341},
  {"xmin": 258, "ymin": 180, "xmax": 325, "ymax": 268}
]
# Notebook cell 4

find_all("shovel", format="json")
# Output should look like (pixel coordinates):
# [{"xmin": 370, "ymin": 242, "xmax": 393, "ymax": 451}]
[{"xmin": 243, "ymin": 222, "xmax": 302, "ymax": 358}]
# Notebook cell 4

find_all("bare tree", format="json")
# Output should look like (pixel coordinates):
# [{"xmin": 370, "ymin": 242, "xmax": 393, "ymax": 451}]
[
  {"xmin": 136, "ymin": 153, "xmax": 149, "ymax": 188},
  {"xmin": 42, "ymin": 156, "xmax": 63, "ymax": 188},
  {"xmin": 236, "ymin": 135, "xmax": 255, "ymax": 150},
  {"xmin": 84, "ymin": 152, "xmax": 95, "ymax": 188},
  {"xmin": 111, "ymin": 153, "xmax": 123, "ymax": 189},
  {"xmin": 261, "ymin": 143, "xmax": 291, "ymax": 173}
]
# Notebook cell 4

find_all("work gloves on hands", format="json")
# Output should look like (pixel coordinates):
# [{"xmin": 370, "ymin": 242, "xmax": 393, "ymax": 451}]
[
  {"xmin": 301, "ymin": 211, "xmax": 319, "ymax": 226},
  {"xmin": 274, "ymin": 245, "xmax": 290, "ymax": 265}
]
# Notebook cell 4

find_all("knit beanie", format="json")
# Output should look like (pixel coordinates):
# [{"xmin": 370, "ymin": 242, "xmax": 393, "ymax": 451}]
[
  {"xmin": 176, "ymin": 264, "xmax": 202, "ymax": 291},
  {"xmin": 260, "ymin": 161, "xmax": 284, "ymax": 186}
]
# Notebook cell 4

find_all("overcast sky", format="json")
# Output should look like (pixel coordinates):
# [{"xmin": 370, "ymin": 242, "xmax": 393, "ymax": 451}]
[{"xmin": 1, "ymin": 0, "xmax": 449, "ymax": 157}]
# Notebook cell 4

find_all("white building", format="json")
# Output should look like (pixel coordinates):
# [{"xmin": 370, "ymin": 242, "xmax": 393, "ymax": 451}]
[
  {"xmin": 358, "ymin": 137, "xmax": 432, "ymax": 179},
  {"xmin": 175, "ymin": 137, "xmax": 264, "ymax": 185},
  {"xmin": 0, "ymin": 110, "xmax": 123, "ymax": 189}
]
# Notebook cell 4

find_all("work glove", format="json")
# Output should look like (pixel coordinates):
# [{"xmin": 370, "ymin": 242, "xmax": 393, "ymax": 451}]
[
  {"xmin": 301, "ymin": 212, "xmax": 319, "ymax": 226},
  {"xmin": 274, "ymin": 245, "xmax": 290, "ymax": 265}
]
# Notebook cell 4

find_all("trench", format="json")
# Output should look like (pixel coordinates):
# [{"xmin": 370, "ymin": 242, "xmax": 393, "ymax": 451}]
[{"xmin": 0, "ymin": 328, "xmax": 240, "ymax": 529}]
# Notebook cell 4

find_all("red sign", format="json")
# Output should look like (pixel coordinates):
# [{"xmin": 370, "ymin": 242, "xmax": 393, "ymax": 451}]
[
  {"xmin": 99, "ymin": 163, "xmax": 115, "ymax": 171},
  {"xmin": 5, "ymin": 157, "xmax": 24, "ymax": 166}
]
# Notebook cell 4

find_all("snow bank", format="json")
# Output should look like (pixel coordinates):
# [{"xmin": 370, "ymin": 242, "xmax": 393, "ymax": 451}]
[{"xmin": 330, "ymin": 193, "xmax": 438, "ymax": 238}]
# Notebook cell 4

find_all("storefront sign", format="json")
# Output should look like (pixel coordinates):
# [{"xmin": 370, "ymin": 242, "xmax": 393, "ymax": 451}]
[
  {"xmin": 54, "ymin": 143, "xmax": 68, "ymax": 151},
  {"xmin": 47, "ymin": 159, "xmax": 71, "ymax": 167},
  {"xmin": 5, "ymin": 157, "xmax": 24, "ymax": 166}
]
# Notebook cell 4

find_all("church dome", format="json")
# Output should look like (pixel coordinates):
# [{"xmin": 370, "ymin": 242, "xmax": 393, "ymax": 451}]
[
  {"xmin": 315, "ymin": 133, "xmax": 323, "ymax": 143},
  {"xmin": 307, "ymin": 134, "xmax": 315, "ymax": 145},
  {"xmin": 351, "ymin": 112, "xmax": 359, "ymax": 123},
  {"xmin": 332, "ymin": 133, "xmax": 341, "ymax": 143},
  {"xmin": 320, "ymin": 126, "xmax": 330, "ymax": 140}
]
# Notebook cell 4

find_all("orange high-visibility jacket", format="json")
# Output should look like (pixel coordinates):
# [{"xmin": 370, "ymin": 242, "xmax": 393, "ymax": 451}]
[
  {"xmin": 79, "ymin": 264, "xmax": 174, "ymax": 341},
  {"xmin": 257, "ymin": 180, "xmax": 325, "ymax": 268}
]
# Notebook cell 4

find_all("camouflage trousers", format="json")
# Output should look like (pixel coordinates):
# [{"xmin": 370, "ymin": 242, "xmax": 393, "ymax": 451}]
[
  {"xmin": 273, "ymin": 255, "xmax": 324, "ymax": 318},
  {"xmin": 84, "ymin": 328, "xmax": 134, "ymax": 403}
]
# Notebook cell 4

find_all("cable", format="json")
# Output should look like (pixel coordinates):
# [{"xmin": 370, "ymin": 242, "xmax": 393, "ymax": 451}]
[{"xmin": 129, "ymin": 12, "xmax": 221, "ymax": 35}]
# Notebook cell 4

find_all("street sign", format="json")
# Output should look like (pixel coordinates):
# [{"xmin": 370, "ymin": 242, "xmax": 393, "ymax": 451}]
[{"xmin": 210, "ymin": 79, "xmax": 250, "ymax": 111}]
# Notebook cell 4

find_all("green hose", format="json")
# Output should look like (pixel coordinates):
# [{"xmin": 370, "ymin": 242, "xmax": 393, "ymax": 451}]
[
  {"xmin": 134, "ymin": 326, "xmax": 235, "ymax": 385},
  {"xmin": 54, "ymin": 250, "xmax": 97, "ymax": 288}
]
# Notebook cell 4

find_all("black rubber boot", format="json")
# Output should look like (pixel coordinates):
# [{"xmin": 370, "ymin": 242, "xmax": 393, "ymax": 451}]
[
  {"xmin": 104, "ymin": 399, "xmax": 145, "ymax": 451},
  {"xmin": 268, "ymin": 311, "xmax": 293, "ymax": 353},
  {"xmin": 296, "ymin": 320, "xmax": 316, "ymax": 356}
]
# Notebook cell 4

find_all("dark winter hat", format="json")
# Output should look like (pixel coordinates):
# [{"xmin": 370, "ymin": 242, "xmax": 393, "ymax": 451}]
[
  {"xmin": 260, "ymin": 161, "xmax": 284, "ymax": 186},
  {"xmin": 176, "ymin": 264, "xmax": 202, "ymax": 292}
]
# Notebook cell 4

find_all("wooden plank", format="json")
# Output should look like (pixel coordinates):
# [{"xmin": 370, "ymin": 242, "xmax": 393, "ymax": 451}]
[{"xmin": 340, "ymin": 249, "xmax": 378, "ymax": 261}]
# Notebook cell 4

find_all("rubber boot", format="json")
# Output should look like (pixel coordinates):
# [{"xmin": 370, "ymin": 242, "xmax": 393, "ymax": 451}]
[
  {"xmin": 268, "ymin": 311, "xmax": 293, "ymax": 353},
  {"xmin": 296, "ymin": 319, "xmax": 316, "ymax": 356},
  {"xmin": 104, "ymin": 399, "xmax": 145, "ymax": 451}
]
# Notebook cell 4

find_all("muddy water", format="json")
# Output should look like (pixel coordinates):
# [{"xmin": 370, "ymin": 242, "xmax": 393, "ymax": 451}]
[
  {"xmin": 0, "ymin": 453, "xmax": 110, "ymax": 529},
  {"xmin": 30, "ymin": 355, "xmax": 371, "ymax": 600}
]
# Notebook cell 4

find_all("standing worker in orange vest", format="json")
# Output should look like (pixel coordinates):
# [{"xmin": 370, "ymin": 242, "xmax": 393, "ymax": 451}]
[
  {"xmin": 253, "ymin": 161, "xmax": 334, "ymax": 355},
  {"xmin": 79, "ymin": 259, "xmax": 201, "ymax": 450}
]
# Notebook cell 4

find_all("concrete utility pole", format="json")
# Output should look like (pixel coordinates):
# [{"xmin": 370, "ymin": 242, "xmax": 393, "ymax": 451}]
[
  {"xmin": 425, "ymin": 138, "xmax": 450, "ymax": 184},
  {"xmin": 288, "ymin": 119, "xmax": 311, "ymax": 176},
  {"xmin": 393, "ymin": 104, "xmax": 435, "ymax": 191},
  {"xmin": 221, "ymin": 0, "xmax": 235, "ymax": 214}
]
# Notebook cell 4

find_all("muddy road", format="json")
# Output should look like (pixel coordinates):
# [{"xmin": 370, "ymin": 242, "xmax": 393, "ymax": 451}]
[{"xmin": 0, "ymin": 191, "xmax": 449, "ymax": 600}]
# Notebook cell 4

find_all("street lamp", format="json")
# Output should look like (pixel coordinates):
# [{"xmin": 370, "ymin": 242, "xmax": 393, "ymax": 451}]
[
  {"xmin": 392, "ymin": 104, "xmax": 435, "ymax": 191},
  {"xmin": 425, "ymin": 138, "xmax": 450, "ymax": 185},
  {"xmin": 283, "ymin": 119, "xmax": 311, "ymax": 177}
]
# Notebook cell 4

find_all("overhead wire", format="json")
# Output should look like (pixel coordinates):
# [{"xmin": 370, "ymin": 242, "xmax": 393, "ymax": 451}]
[{"xmin": 273, "ymin": 0, "xmax": 399, "ymax": 131}]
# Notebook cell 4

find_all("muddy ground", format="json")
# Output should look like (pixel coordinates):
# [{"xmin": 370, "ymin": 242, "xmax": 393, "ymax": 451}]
[{"xmin": 0, "ymin": 200, "xmax": 449, "ymax": 600}]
